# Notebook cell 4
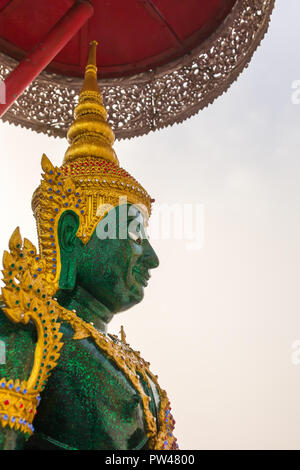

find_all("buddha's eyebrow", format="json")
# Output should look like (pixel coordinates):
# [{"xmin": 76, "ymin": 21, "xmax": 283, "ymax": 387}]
[
  {"xmin": 127, "ymin": 213, "xmax": 138, "ymax": 220},
  {"xmin": 127, "ymin": 211, "xmax": 142, "ymax": 221}
]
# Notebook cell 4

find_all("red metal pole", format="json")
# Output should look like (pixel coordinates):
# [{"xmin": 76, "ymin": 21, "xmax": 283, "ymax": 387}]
[{"xmin": 0, "ymin": 0, "xmax": 93, "ymax": 117}]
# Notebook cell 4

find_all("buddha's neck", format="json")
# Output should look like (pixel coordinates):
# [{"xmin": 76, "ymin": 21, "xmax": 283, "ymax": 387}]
[{"xmin": 55, "ymin": 285, "xmax": 113, "ymax": 335}]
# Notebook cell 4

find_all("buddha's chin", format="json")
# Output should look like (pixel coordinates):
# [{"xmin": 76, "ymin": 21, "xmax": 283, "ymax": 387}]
[
  {"xmin": 116, "ymin": 288, "xmax": 144, "ymax": 313},
  {"xmin": 129, "ymin": 282, "xmax": 145, "ymax": 305},
  {"xmin": 116, "ymin": 283, "xmax": 144, "ymax": 313}
]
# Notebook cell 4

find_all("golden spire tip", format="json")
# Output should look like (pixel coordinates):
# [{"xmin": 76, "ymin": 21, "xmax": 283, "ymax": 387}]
[{"xmin": 63, "ymin": 40, "xmax": 118, "ymax": 166}]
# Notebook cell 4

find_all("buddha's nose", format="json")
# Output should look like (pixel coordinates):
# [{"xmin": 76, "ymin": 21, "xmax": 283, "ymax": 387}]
[{"xmin": 143, "ymin": 240, "xmax": 159, "ymax": 269}]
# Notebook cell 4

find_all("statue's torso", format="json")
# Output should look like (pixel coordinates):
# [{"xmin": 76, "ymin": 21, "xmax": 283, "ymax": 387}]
[
  {"xmin": 0, "ymin": 306, "xmax": 177, "ymax": 451},
  {"xmin": 24, "ymin": 322, "xmax": 160, "ymax": 450}
]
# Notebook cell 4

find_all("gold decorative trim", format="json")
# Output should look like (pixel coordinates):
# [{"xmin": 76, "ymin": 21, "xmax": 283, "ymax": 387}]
[
  {"xmin": 0, "ymin": 228, "xmax": 63, "ymax": 435},
  {"xmin": 55, "ymin": 307, "xmax": 177, "ymax": 449},
  {"xmin": 0, "ymin": 378, "xmax": 39, "ymax": 434}
]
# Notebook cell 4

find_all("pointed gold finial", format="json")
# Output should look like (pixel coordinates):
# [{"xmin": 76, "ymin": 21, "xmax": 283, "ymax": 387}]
[
  {"xmin": 63, "ymin": 40, "xmax": 118, "ymax": 166},
  {"xmin": 82, "ymin": 40, "xmax": 99, "ymax": 93}
]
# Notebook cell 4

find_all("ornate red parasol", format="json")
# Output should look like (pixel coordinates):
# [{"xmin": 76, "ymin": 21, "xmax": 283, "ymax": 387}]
[{"xmin": 0, "ymin": 0, "xmax": 275, "ymax": 139}]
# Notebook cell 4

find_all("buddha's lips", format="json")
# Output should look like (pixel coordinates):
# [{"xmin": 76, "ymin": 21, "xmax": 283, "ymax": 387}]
[{"xmin": 132, "ymin": 266, "xmax": 150, "ymax": 287}]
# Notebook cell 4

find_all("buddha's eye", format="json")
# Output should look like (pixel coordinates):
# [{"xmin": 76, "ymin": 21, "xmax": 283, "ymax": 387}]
[{"xmin": 128, "ymin": 230, "xmax": 143, "ymax": 245}]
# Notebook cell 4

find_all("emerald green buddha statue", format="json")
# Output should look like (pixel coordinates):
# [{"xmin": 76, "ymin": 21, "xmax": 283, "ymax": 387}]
[{"xmin": 0, "ymin": 41, "xmax": 178, "ymax": 450}]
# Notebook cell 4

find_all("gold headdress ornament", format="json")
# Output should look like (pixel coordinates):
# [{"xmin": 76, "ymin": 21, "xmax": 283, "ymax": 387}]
[{"xmin": 32, "ymin": 40, "xmax": 153, "ymax": 289}]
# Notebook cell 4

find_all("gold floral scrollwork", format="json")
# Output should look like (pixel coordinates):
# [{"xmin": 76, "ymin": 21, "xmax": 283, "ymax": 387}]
[{"xmin": 0, "ymin": 228, "xmax": 64, "ymax": 435}]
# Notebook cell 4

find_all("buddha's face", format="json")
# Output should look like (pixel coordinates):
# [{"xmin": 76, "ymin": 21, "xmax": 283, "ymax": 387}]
[{"xmin": 76, "ymin": 204, "xmax": 159, "ymax": 313}]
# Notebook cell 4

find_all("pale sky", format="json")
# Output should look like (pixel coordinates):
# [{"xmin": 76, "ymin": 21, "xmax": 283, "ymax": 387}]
[{"xmin": 1, "ymin": 0, "xmax": 300, "ymax": 450}]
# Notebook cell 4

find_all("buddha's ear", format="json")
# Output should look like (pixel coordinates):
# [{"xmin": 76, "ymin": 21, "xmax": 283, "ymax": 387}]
[
  {"xmin": 58, "ymin": 211, "xmax": 80, "ymax": 290},
  {"xmin": 57, "ymin": 210, "xmax": 79, "ymax": 253}
]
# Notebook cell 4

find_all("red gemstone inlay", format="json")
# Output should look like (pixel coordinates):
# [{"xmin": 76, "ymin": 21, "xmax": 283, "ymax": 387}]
[
  {"xmin": 4, "ymin": 400, "xmax": 9, "ymax": 405},
  {"xmin": 19, "ymin": 403, "xmax": 23, "ymax": 408}
]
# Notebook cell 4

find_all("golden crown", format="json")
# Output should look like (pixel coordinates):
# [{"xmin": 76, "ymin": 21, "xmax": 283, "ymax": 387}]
[{"xmin": 32, "ymin": 41, "xmax": 153, "ymax": 289}]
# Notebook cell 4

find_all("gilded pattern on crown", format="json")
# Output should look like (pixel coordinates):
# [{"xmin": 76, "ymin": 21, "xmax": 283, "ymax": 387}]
[{"xmin": 31, "ymin": 40, "xmax": 153, "ymax": 289}]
